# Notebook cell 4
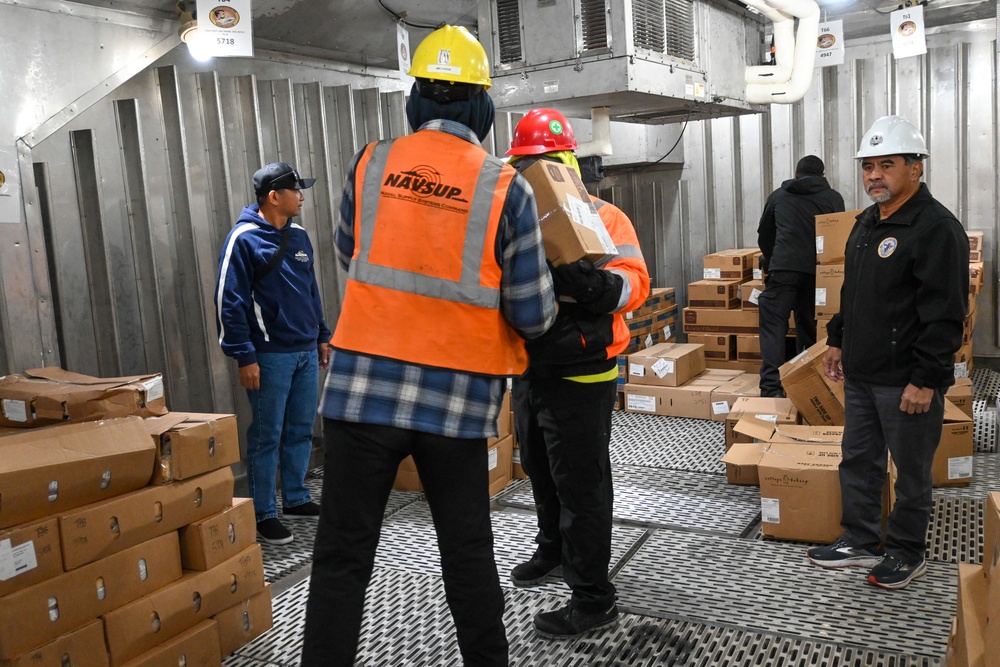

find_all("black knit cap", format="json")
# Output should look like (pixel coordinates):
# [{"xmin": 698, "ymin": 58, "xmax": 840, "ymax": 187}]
[{"xmin": 795, "ymin": 155, "xmax": 825, "ymax": 176}]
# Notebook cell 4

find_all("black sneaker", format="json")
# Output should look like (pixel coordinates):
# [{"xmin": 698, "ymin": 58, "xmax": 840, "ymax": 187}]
[
  {"xmin": 256, "ymin": 518, "xmax": 293, "ymax": 545},
  {"xmin": 283, "ymin": 501, "xmax": 321, "ymax": 518},
  {"xmin": 533, "ymin": 602, "xmax": 619, "ymax": 639},
  {"xmin": 807, "ymin": 538, "xmax": 884, "ymax": 569},
  {"xmin": 867, "ymin": 555, "xmax": 927, "ymax": 590},
  {"xmin": 510, "ymin": 552, "xmax": 561, "ymax": 587}
]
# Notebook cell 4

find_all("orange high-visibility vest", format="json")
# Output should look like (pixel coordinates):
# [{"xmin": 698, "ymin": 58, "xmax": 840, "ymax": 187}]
[{"xmin": 332, "ymin": 130, "xmax": 528, "ymax": 376}]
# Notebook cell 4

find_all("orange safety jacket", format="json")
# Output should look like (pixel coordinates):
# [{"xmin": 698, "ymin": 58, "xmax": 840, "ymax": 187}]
[
  {"xmin": 524, "ymin": 196, "xmax": 650, "ymax": 376},
  {"xmin": 332, "ymin": 130, "xmax": 529, "ymax": 376}
]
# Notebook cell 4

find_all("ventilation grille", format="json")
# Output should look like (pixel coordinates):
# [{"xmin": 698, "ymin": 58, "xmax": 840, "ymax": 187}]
[
  {"xmin": 581, "ymin": 0, "xmax": 609, "ymax": 51},
  {"xmin": 632, "ymin": 0, "xmax": 695, "ymax": 61},
  {"xmin": 496, "ymin": 0, "xmax": 523, "ymax": 64}
]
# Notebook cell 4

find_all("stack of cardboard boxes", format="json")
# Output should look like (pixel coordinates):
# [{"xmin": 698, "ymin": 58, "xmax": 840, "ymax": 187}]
[
  {"xmin": 813, "ymin": 210, "xmax": 861, "ymax": 337},
  {"xmin": 946, "ymin": 492, "xmax": 1000, "ymax": 666},
  {"xmin": 615, "ymin": 287, "xmax": 679, "ymax": 405},
  {"xmin": 0, "ymin": 369, "xmax": 270, "ymax": 666},
  {"xmin": 683, "ymin": 249, "xmax": 764, "ymax": 374},
  {"xmin": 957, "ymin": 230, "xmax": 984, "ymax": 378}
]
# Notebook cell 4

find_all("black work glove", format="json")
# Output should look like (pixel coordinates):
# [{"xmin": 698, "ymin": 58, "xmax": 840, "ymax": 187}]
[{"xmin": 549, "ymin": 259, "xmax": 624, "ymax": 314}]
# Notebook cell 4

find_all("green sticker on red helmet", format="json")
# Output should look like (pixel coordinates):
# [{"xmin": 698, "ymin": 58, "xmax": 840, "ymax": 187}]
[{"xmin": 549, "ymin": 120, "xmax": 563, "ymax": 135}]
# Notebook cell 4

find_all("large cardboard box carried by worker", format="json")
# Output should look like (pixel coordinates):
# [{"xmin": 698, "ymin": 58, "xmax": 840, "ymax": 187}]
[
  {"xmin": 521, "ymin": 160, "xmax": 617, "ymax": 267},
  {"xmin": 778, "ymin": 338, "xmax": 845, "ymax": 426},
  {"xmin": 0, "ymin": 367, "xmax": 167, "ymax": 428}
]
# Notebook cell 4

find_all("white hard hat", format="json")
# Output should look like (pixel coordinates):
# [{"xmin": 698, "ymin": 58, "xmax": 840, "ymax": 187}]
[{"xmin": 856, "ymin": 115, "xmax": 929, "ymax": 159}]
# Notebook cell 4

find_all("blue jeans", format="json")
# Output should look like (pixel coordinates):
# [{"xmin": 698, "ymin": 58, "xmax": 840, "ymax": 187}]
[{"xmin": 246, "ymin": 350, "xmax": 318, "ymax": 522}]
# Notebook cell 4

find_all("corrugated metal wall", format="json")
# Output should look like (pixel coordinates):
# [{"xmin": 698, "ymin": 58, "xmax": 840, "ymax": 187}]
[
  {"xmin": 1, "ymin": 6, "xmax": 997, "ymax": 447},
  {"xmin": 596, "ymin": 18, "xmax": 999, "ymax": 358}
]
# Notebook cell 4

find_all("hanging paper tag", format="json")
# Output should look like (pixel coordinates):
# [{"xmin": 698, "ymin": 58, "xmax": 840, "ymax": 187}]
[
  {"xmin": 891, "ymin": 5, "xmax": 927, "ymax": 59},
  {"xmin": 197, "ymin": 0, "xmax": 254, "ymax": 57},
  {"xmin": 815, "ymin": 21, "xmax": 845, "ymax": 67},
  {"xmin": 397, "ymin": 23, "xmax": 411, "ymax": 76}
]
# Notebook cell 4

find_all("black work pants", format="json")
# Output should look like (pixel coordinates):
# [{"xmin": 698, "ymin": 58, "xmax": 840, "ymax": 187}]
[
  {"xmin": 512, "ymin": 376, "xmax": 617, "ymax": 613},
  {"xmin": 757, "ymin": 270, "xmax": 817, "ymax": 397},
  {"xmin": 839, "ymin": 378, "xmax": 944, "ymax": 564},
  {"xmin": 301, "ymin": 419, "xmax": 508, "ymax": 667}
]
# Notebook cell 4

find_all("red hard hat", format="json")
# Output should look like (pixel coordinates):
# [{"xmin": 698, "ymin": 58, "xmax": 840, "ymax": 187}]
[{"xmin": 506, "ymin": 108, "xmax": 578, "ymax": 156}]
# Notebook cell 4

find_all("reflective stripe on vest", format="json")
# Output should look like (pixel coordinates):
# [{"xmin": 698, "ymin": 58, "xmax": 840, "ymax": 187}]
[{"xmin": 352, "ymin": 140, "xmax": 502, "ymax": 309}]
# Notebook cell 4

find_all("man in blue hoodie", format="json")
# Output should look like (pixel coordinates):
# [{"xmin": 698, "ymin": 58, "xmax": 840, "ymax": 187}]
[
  {"xmin": 756, "ymin": 155, "xmax": 845, "ymax": 397},
  {"xmin": 215, "ymin": 162, "xmax": 332, "ymax": 545}
]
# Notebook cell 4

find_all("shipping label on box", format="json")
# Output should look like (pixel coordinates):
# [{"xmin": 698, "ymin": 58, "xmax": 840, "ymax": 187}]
[
  {"xmin": 0, "ymin": 532, "xmax": 182, "ymax": 660},
  {"xmin": 145, "ymin": 413, "xmax": 240, "ymax": 485},
  {"xmin": 58, "ymin": 466, "xmax": 234, "ymax": 570},
  {"xmin": 0, "ymin": 518, "xmax": 62, "ymax": 599},
  {"xmin": 739, "ymin": 279, "xmax": 765, "ymax": 309},
  {"xmin": 103, "ymin": 544, "xmax": 264, "ymax": 666},
  {"xmin": 0, "ymin": 417, "xmax": 156, "ymax": 530},
  {"xmin": 179, "ymin": 497, "xmax": 256, "ymax": 572},
  {"xmin": 523, "ymin": 160, "xmax": 617, "ymax": 267}
]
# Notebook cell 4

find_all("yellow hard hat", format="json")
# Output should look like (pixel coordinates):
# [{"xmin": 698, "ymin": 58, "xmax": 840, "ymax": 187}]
[{"xmin": 408, "ymin": 25, "xmax": 491, "ymax": 89}]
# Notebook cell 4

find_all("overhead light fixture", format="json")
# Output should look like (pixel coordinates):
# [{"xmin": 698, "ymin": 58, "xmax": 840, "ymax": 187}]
[{"xmin": 175, "ymin": 1, "xmax": 212, "ymax": 61}]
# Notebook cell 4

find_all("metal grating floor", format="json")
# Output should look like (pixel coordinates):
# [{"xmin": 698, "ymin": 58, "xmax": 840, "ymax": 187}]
[
  {"xmin": 227, "ymin": 401, "xmax": 1000, "ymax": 666},
  {"xmin": 495, "ymin": 465, "xmax": 761, "ymax": 535},
  {"xmin": 974, "ymin": 408, "xmax": 997, "ymax": 453},
  {"xmin": 971, "ymin": 367, "xmax": 1000, "ymax": 402}
]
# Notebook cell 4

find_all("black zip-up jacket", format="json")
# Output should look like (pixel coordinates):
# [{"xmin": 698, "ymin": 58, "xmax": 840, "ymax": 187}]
[
  {"xmin": 757, "ymin": 175, "xmax": 845, "ymax": 273},
  {"xmin": 826, "ymin": 184, "xmax": 969, "ymax": 389}
]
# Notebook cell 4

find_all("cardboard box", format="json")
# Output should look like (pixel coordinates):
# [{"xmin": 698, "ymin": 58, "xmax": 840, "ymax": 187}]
[
  {"xmin": 0, "ymin": 416, "xmax": 156, "ymax": 530},
  {"xmin": 688, "ymin": 334, "xmax": 736, "ymax": 361},
  {"xmin": 933, "ymin": 400, "xmax": 973, "ymax": 487},
  {"xmin": 0, "ymin": 619, "xmax": 108, "ymax": 667},
  {"xmin": 736, "ymin": 335, "xmax": 761, "ymax": 362},
  {"xmin": 724, "ymin": 397, "xmax": 798, "ymax": 450},
  {"xmin": 511, "ymin": 449, "xmax": 528, "ymax": 480},
  {"xmin": 967, "ymin": 231, "xmax": 983, "ymax": 263},
  {"xmin": 393, "ymin": 456, "xmax": 423, "ymax": 492},
  {"xmin": 682, "ymin": 307, "xmax": 759, "ymax": 335},
  {"xmin": 739, "ymin": 279, "xmax": 765, "ymax": 309},
  {"xmin": 970, "ymin": 262, "xmax": 984, "ymax": 294},
  {"xmin": 815, "ymin": 210, "xmax": 862, "ymax": 265},
  {"xmin": 102, "ymin": 544, "xmax": 264, "ymax": 666},
  {"xmin": 733, "ymin": 417, "xmax": 843, "ymax": 446},
  {"xmin": 0, "ymin": 518, "xmax": 62, "ymax": 599},
  {"xmin": 705, "ymin": 358, "xmax": 762, "ymax": 374},
  {"xmin": 213, "ymin": 584, "xmax": 272, "ymax": 658},
  {"xmin": 720, "ymin": 442, "xmax": 766, "ymax": 485},
  {"xmin": 702, "ymin": 249, "xmax": 758, "ymax": 281},
  {"xmin": 488, "ymin": 435, "xmax": 514, "ymax": 497},
  {"xmin": 814, "ymin": 264, "xmax": 845, "ymax": 319},
  {"xmin": 486, "ymin": 389, "xmax": 512, "ymax": 446},
  {"xmin": 778, "ymin": 339, "xmax": 845, "ymax": 426},
  {"xmin": 145, "ymin": 413, "xmax": 240, "ymax": 485},
  {"xmin": 179, "ymin": 498, "xmax": 257, "ymax": 571},
  {"xmin": 625, "ymin": 287, "xmax": 676, "ymax": 318},
  {"xmin": 119, "ymin": 620, "xmax": 221, "ymax": 667},
  {"xmin": 709, "ymin": 373, "xmax": 760, "ymax": 421},
  {"xmin": 984, "ymin": 492, "xmax": 1000, "ymax": 583},
  {"xmin": 0, "ymin": 532, "xmax": 182, "ymax": 659},
  {"xmin": 522, "ymin": 160, "xmax": 617, "ymax": 267},
  {"xmin": 624, "ymin": 376, "xmax": 725, "ymax": 420},
  {"xmin": 758, "ymin": 441, "xmax": 843, "ymax": 543},
  {"xmin": 58, "ymin": 466, "xmax": 234, "ymax": 570},
  {"xmin": 687, "ymin": 279, "xmax": 741, "ymax": 309},
  {"xmin": 0, "ymin": 368, "xmax": 167, "ymax": 428},
  {"xmin": 954, "ymin": 564, "xmax": 989, "ymax": 667},
  {"xmin": 627, "ymin": 343, "xmax": 706, "ymax": 388}
]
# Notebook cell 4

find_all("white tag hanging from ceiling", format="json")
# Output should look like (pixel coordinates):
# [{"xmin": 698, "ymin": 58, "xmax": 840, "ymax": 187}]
[
  {"xmin": 196, "ymin": 0, "xmax": 254, "ymax": 58},
  {"xmin": 814, "ymin": 20, "xmax": 844, "ymax": 67},
  {"xmin": 397, "ymin": 23, "xmax": 411, "ymax": 77},
  {"xmin": 890, "ymin": 4, "xmax": 927, "ymax": 59}
]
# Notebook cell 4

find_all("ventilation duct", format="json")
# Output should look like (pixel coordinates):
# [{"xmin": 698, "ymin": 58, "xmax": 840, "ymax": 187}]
[{"xmin": 479, "ymin": 0, "xmax": 818, "ymax": 124}]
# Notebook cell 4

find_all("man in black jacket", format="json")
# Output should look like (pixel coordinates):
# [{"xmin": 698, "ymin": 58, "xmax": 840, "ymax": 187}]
[
  {"xmin": 756, "ymin": 155, "xmax": 845, "ymax": 397},
  {"xmin": 807, "ymin": 116, "xmax": 969, "ymax": 590}
]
